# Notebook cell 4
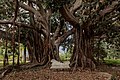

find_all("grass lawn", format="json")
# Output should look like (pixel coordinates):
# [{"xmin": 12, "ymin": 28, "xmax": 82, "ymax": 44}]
[{"xmin": 104, "ymin": 59, "xmax": 120, "ymax": 66}]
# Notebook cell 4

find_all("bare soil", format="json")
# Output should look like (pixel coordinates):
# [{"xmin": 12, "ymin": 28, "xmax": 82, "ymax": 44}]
[{"xmin": 2, "ymin": 65, "xmax": 120, "ymax": 80}]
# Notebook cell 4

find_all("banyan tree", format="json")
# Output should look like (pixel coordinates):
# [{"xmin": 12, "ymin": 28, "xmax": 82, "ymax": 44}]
[{"xmin": 0, "ymin": 0, "xmax": 120, "ymax": 69}]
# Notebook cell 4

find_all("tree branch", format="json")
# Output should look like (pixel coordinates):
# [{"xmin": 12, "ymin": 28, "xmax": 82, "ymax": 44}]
[
  {"xmin": 99, "ymin": 1, "xmax": 119, "ymax": 16},
  {"xmin": 0, "ymin": 20, "xmax": 32, "ymax": 29},
  {"xmin": 19, "ymin": 2, "xmax": 47, "ymax": 29},
  {"xmin": 53, "ymin": 26, "xmax": 62, "ymax": 41},
  {"xmin": 12, "ymin": 0, "xmax": 19, "ymax": 22},
  {"xmin": 55, "ymin": 28, "xmax": 75, "ymax": 45},
  {"xmin": 19, "ymin": 2, "xmax": 39, "ymax": 15},
  {"xmin": 60, "ymin": 5, "xmax": 79, "ymax": 26},
  {"xmin": 70, "ymin": 0, "xmax": 82, "ymax": 14},
  {"xmin": 0, "ymin": 20, "xmax": 48, "ymax": 37}
]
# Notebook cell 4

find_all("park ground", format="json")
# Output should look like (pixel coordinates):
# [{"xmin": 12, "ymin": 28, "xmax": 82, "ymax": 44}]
[{"xmin": 2, "ymin": 59, "xmax": 120, "ymax": 80}]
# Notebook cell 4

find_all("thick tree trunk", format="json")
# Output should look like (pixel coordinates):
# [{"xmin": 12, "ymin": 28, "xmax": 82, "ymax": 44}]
[
  {"xmin": 59, "ymin": 5, "xmax": 96, "ymax": 69},
  {"xmin": 70, "ymin": 25, "xmax": 96, "ymax": 69}
]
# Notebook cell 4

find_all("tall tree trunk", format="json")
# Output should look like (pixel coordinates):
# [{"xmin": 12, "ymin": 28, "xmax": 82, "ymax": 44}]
[
  {"xmin": 41, "ymin": 28, "xmax": 51, "ymax": 65},
  {"xmin": 17, "ymin": 26, "xmax": 20, "ymax": 65},
  {"xmin": 27, "ymin": 38, "xmax": 37, "ymax": 63},
  {"xmin": 3, "ymin": 31, "xmax": 9, "ymax": 66},
  {"xmin": 33, "ymin": 30, "xmax": 40, "ymax": 63},
  {"xmin": 24, "ymin": 45, "xmax": 26, "ymax": 63},
  {"xmin": 12, "ymin": 32, "xmax": 15, "ymax": 66}
]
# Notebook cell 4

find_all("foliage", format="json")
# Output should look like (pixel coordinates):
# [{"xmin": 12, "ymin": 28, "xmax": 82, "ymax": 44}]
[{"xmin": 60, "ymin": 51, "xmax": 71, "ymax": 61}]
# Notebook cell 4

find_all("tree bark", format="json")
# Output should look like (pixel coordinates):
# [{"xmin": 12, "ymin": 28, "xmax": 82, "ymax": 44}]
[
  {"xmin": 3, "ymin": 31, "xmax": 9, "ymax": 67},
  {"xmin": 17, "ymin": 26, "xmax": 20, "ymax": 66}
]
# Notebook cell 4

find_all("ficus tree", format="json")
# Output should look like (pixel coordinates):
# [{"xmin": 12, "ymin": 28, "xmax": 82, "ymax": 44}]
[{"xmin": 0, "ymin": 0, "xmax": 119, "ymax": 70}]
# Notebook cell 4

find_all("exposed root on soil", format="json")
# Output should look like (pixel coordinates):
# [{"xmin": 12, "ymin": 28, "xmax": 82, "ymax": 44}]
[
  {"xmin": 0, "ymin": 62, "xmax": 51, "ymax": 79},
  {"xmin": 0, "ymin": 65, "xmax": 13, "ymax": 79}
]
